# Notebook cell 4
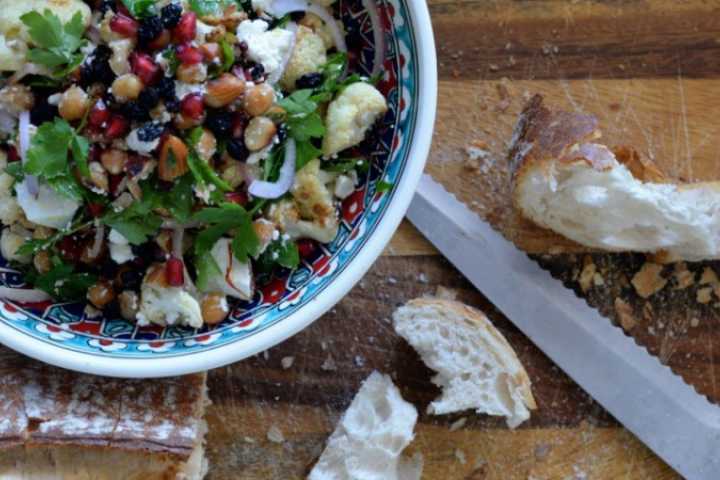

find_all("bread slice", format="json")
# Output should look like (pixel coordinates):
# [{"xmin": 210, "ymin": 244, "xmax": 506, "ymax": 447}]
[
  {"xmin": 0, "ymin": 348, "xmax": 208, "ymax": 479},
  {"xmin": 393, "ymin": 298, "xmax": 536, "ymax": 428},
  {"xmin": 309, "ymin": 371, "xmax": 422, "ymax": 480},
  {"xmin": 510, "ymin": 94, "xmax": 720, "ymax": 261}
]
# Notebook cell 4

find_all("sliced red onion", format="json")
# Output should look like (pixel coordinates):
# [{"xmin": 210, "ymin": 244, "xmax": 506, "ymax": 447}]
[
  {"xmin": 89, "ymin": 221, "xmax": 105, "ymax": 259},
  {"xmin": 267, "ymin": 22, "xmax": 298, "ymax": 85},
  {"xmin": 248, "ymin": 139, "xmax": 296, "ymax": 199},
  {"xmin": 0, "ymin": 286, "xmax": 51, "ymax": 303},
  {"xmin": 18, "ymin": 111, "xmax": 39, "ymax": 197},
  {"xmin": 362, "ymin": 0, "xmax": 385, "ymax": 78},
  {"xmin": 172, "ymin": 226, "xmax": 184, "ymax": 259},
  {"xmin": 271, "ymin": 0, "xmax": 347, "ymax": 52}
]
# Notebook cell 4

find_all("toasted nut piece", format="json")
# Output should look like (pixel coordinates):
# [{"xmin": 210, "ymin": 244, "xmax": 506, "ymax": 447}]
[
  {"xmin": 118, "ymin": 290, "xmax": 139, "ymax": 320},
  {"xmin": 58, "ymin": 86, "xmax": 90, "ymax": 121},
  {"xmin": 177, "ymin": 63, "xmax": 208, "ymax": 83},
  {"xmin": 88, "ymin": 280, "xmax": 115, "ymax": 309},
  {"xmin": 145, "ymin": 263, "xmax": 168, "ymax": 287},
  {"xmin": 205, "ymin": 73, "xmax": 245, "ymax": 108},
  {"xmin": 159, "ymin": 135, "xmax": 189, "ymax": 181},
  {"xmin": 33, "ymin": 250, "xmax": 52, "ymax": 274},
  {"xmin": 199, "ymin": 42, "xmax": 221, "ymax": 62},
  {"xmin": 32, "ymin": 226, "xmax": 53, "ymax": 240},
  {"xmin": 100, "ymin": 149, "xmax": 128, "ymax": 175},
  {"xmin": 88, "ymin": 162, "xmax": 109, "ymax": 193},
  {"xmin": 221, "ymin": 159, "xmax": 245, "ymax": 188},
  {"xmin": 111, "ymin": 73, "xmax": 143, "ymax": 102},
  {"xmin": 201, "ymin": 293, "xmax": 229, "ymax": 325},
  {"xmin": 244, "ymin": 83, "xmax": 275, "ymax": 117},
  {"xmin": 253, "ymin": 218, "xmax": 275, "ymax": 253},
  {"xmin": 196, "ymin": 128, "xmax": 217, "ymax": 162},
  {"xmin": 0, "ymin": 85, "xmax": 34, "ymax": 113},
  {"xmin": 244, "ymin": 116, "xmax": 276, "ymax": 151}
]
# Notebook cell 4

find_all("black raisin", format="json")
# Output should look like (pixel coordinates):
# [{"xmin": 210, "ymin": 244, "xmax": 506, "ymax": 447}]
[
  {"xmin": 155, "ymin": 76, "xmax": 176, "ymax": 101},
  {"xmin": 99, "ymin": 0, "xmax": 117, "ymax": 15},
  {"xmin": 161, "ymin": 3, "xmax": 183, "ymax": 29},
  {"xmin": 99, "ymin": 260, "xmax": 119, "ymax": 280},
  {"xmin": 136, "ymin": 122, "xmax": 164, "ymax": 142},
  {"xmin": 137, "ymin": 15, "xmax": 163, "ymax": 47},
  {"xmin": 132, "ymin": 242, "xmax": 167, "ymax": 263},
  {"xmin": 290, "ymin": 11, "xmax": 305, "ymax": 22},
  {"xmin": 249, "ymin": 63, "xmax": 265, "ymax": 81},
  {"xmin": 296, "ymin": 72, "xmax": 324, "ymax": 90},
  {"xmin": 122, "ymin": 101, "xmax": 150, "ymax": 122},
  {"xmin": 205, "ymin": 110, "xmax": 234, "ymax": 138},
  {"xmin": 138, "ymin": 87, "xmax": 160, "ymax": 109},
  {"xmin": 30, "ymin": 101, "xmax": 58, "ymax": 125},
  {"xmin": 119, "ymin": 269, "xmax": 143, "ymax": 290},
  {"xmin": 238, "ymin": 41, "xmax": 249, "ymax": 53},
  {"xmin": 164, "ymin": 98, "xmax": 180, "ymax": 113},
  {"xmin": 226, "ymin": 138, "xmax": 249, "ymax": 160}
]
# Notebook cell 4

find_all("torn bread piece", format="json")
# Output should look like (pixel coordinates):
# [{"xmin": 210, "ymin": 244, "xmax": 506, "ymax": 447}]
[
  {"xmin": 510, "ymin": 94, "xmax": 720, "ymax": 262},
  {"xmin": 0, "ymin": 349, "xmax": 209, "ymax": 479},
  {"xmin": 308, "ymin": 371, "xmax": 422, "ymax": 480},
  {"xmin": 393, "ymin": 298, "xmax": 536, "ymax": 428}
]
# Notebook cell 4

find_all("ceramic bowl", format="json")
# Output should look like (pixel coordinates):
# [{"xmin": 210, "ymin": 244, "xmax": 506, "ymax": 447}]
[{"xmin": 0, "ymin": 0, "xmax": 437, "ymax": 377}]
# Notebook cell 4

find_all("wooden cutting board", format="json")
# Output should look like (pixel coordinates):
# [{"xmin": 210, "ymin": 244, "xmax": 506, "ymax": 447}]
[{"xmin": 201, "ymin": 1, "xmax": 720, "ymax": 478}]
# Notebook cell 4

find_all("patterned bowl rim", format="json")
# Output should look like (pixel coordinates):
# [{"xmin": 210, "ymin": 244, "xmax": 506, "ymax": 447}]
[{"xmin": 0, "ymin": 0, "xmax": 437, "ymax": 377}]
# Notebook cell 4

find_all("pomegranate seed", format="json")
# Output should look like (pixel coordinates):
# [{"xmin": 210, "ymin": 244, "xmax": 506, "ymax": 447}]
[
  {"xmin": 225, "ymin": 191, "xmax": 248, "ymax": 205},
  {"xmin": 7, "ymin": 146, "xmax": 19, "ymax": 162},
  {"xmin": 131, "ymin": 52, "xmax": 160, "ymax": 85},
  {"xmin": 110, "ymin": 13, "xmax": 138, "ymax": 37},
  {"xmin": 165, "ymin": 257, "xmax": 184, "ymax": 287},
  {"xmin": 58, "ymin": 236, "xmax": 82, "ymax": 263},
  {"xmin": 108, "ymin": 174, "xmax": 124, "ymax": 195},
  {"xmin": 172, "ymin": 12, "xmax": 197, "ymax": 43},
  {"xmin": 87, "ymin": 203, "xmax": 105, "ymax": 217},
  {"xmin": 176, "ymin": 43, "xmax": 203, "ymax": 65},
  {"xmin": 297, "ymin": 239, "xmax": 317, "ymax": 259},
  {"xmin": 148, "ymin": 29, "xmax": 171, "ymax": 50},
  {"xmin": 180, "ymin": 93, "xmax": 205, "ymax": 120},
  {"xmin": 231, "ymin": 112, "xmax": 248, "ymax": 138},
  {"xmin": 88, "ymin": 100, "xmax": 110, "ymax": 127},
  {"xmin": 106, "ymin": 115, "xmax": 129, "ymax": 139}
]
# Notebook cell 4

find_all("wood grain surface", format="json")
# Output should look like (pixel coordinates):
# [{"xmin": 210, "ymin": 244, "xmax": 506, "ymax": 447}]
[{"xmin": 200, "ymin": 1, "xmax": 720, "ymax": 478}]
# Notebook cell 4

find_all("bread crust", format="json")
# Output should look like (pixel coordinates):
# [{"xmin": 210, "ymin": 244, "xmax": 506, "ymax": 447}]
[{"xmin": 404, "ymin": 298, "xmax": 537, "ymax": 411}]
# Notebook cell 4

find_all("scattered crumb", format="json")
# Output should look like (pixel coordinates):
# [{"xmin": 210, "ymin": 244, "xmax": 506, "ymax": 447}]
[
  {"xmin": 449, "ymin": 417, "xmax": 467, "ymax": 432},
  {"xmin": 534, "ymin": 443, "xmax": 551, "ymax": 460},
  {"xmin": 320, "ymin": 341, "xmax": 328, "ymax": 351},
  {"xmin": 417, "ymin": 273, "xmax": 428, "ymax": 284},
  {"xmin": 614, "ymin": 297, "xmax": 636, "ymax": 331},
  {"xmin": 454, "ymin": 449, "xmax": 467, "ymax": 465},
  {"xmin": 578, "ymin": 256, "xmax": 596, "ymax": 292},
  {"xmin": 434, "ymin": 286, "xmax": 459, "ymax": 301},
  {"xmin": 642, "ymin": 302, "xmax": 654, "ymax": 322},
  {"xmin": 631, "ymin": 263, "xmax": 667, "ymax": 298},
  {"xmin": 673, "ymin": 263, "xmax": 694, "ymax": 290},
  {"xmin": 697, "ymin": 287, "xmax": 713, "ymax": 304},
  {"xmin": 267, "ymin": 425, "xmax": 285, "ymax": 443},
  {"xmin": 262, "ymin": 350, "xmax": 270, "ymax": 361},
  {"xmin": 353, "ymin": 355, "xmax": 365, "ymax": 367},
  {"xmin": 387, "ymin": 276, "xmax": 398, "ymax": 285},
  {"xmin": 243, "ymin": 436, "xmax": 256, "ymax": 444},
  {"xmin": 700, "ymin": 267, "xmax": 719, "ymax": 285},
  {"xmin": 592, "ymin": 273, "xmax": 604, "ymax": 286},
  {"xmin": 321, "ymin": 356, "xmax": 337, "ymax": 371},
  {"xmin": 281, "ymin": 356, "xmax": 295, "ymax": 369},
  {"xmin": 690, "ymin": 317, "xmax": 700, "ymax": 328}
]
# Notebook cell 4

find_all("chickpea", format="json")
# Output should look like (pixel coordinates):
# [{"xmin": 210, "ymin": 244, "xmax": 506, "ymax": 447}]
[
  {"xmin": 33, "ymin": 250, "xmax": 51, "ymax": 274},
  {"xmin": 221, "ymin": 160, "xmax": 245, "ymax": 189},
  {"xmin": 244, "ymin": 84, "xmax": 275, "ymax": 117},
  {"xmin": 88, "ymin": 162, "xmax": 109, "ymax": 193},
  {"xmin": 100, "ymin": 149, "xmax": 128, "ymax": 175},
  {"xmin": 196, "ymin": 129, "xmax": 217, "ymax": 162},
  {"xmin": 32, "ymin": 226, "xmax": 53, "ymax": 240},
  {"xmin": 244, "ymin": 116, "xmax": 276, "ymax": 151},
  {"xmin": 111, "ymin": 74, "xmax": 143, "ymax": 102},
  {"xmin": 0, "ymin": 85, "xmax": 34, "ymax": 113},
  {"xmin": 201, "ymin": 293, "xmax": 229, "ymax": 325},
  {"xmin": 199, "ymin": 42, "xmax": 221, "ymax": 62},
  {"xmin": 87, "ymin": 280, "xmax": 115, "ymax": 309},
  {"xmin": 118, "ymin": 290, "xmax": 139, "ymax": 320},
  {"xmin": 58, "ymin": 86, "xmax": 90, "ymax": 121},
  {"xmin": 177, "ymin": 63, "xmax": 208, "ymax": 84}
]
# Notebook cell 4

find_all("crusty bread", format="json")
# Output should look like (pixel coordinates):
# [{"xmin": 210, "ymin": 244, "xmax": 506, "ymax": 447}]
[
  {"xmin": 510, "ymin": 94, "xmax": 720, "ymax": 261},
  {"xmin": 0, "ymin": 348, "xmax": 208, "ymax": 479},
  {"xmin": 309, "ymin": 371, "xmax": 422, "ymax": 480},
  {"xmin": 393, "ymin": 298, "xmax": 536, "ymax": 428}
]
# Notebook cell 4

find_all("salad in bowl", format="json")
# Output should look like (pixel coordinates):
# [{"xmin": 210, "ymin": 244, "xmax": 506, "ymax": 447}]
[{"xmin": 0, "ymin": 0, "xmax": 389, "ymax": 330}]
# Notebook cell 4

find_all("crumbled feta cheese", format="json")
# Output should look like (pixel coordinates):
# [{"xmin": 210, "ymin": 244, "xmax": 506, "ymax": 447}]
[
  {"xmin": 175, "ymin": 81, "xmax": 206, "ymax": 99},
  {"xmin": 126, "ymin": 128, "xmax": 160, "ymax": 154},
  {"xmin": 194, "ymin": 184, "xmax": 214, "ymax": 204},
  {"xmin": 334, "ymin": 173, "xmax": 356, "ymax": 199},
  {"xmin": 47, "ymin": 93, "xmax": 62, "ymax": 106},
  {"xmin": 15, "ymin": 180, "xmax": 79, "ymax": 229},
  {"xmin": 236, "ymin": 20, "xmax": 294, "ymax": 81},
  {"xmin": 109, "ymin": 229, "xmax": 135, "ymax": 264}
]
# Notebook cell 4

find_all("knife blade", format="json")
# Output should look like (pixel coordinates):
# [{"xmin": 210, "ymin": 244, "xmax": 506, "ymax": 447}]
[{"xmin": 408, "ymin": 174, "xmax": 720, "ymax": 479}]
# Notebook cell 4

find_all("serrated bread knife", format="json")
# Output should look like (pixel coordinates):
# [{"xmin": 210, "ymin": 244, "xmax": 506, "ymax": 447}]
[{"xmin": 407, "ymin": 174, "xmax": 720, "ymax": 479}]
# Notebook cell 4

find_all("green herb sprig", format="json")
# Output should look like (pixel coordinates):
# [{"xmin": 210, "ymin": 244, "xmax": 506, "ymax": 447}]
[{"xmin": 20, "ymin": 10, "xmax": 87, "ymax": 77}]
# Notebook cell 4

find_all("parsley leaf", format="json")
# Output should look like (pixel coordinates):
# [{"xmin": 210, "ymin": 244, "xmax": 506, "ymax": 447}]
[
  {"xmin": 29, "ymin": 259, "xmax": 96, "ymax": 301},
  {"xmin": 295, "ymin": 140, "xmax": 322, "ymax": 172},
  {"xmin": 16, "ymin": 220, "xmax": 92, "ymax": 257},
  {"xmin": 256, "ymin": 240, "xmax": 299, "ymax": 273},
  {"xmin": 277, "ymin": 90, "xmax": 326, "ymax": 143},
  {"xmin": 20, "ymin": 10, "xmax": 87, "ymax": 77},
  {"xmin": 23, "ymin": 118, "xmax": 90, "ymax": 200},
  {"xmin": 192, "ymin": 203, "xmax": 259, "ymax": 263},
  {"xmin": 4, "ymin": 162, "xmax": 24, "ymax": 182},
  {"xmin": 189, "ymin": 0, "xmax": 232, "ymax": 16},
  {"xmin": 121, "ymin": 0, "xmax": 157, "ymax": 18},
  {"xmin": 166, "ymin": 174, "xmax": 194, "ymax": 223},
  {"xmin": 195, "ymin": 253, "xmax": 222, "ymax": 290},
  {"xmin": 101, "ymin": 184, "xmax": 163, "ymax": 244},
  {"xmin": 325, "ymin": 157, "xmax": 369, "ymax": 175},
  {"xmin": 186, "ymin": 128, "xmax": 232, "ymax": 196},
  {"xmin": 162, "ymin": 48, "xmax": 180, "ymax": 75}
]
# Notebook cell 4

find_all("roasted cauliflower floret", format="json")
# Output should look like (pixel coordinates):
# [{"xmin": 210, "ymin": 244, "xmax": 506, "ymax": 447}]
[
  {"xmin": 200, "ymin": 238, "xmax": 254, "ymax": 300},
  {"xmin": 0, "ymin": 171, "xmax": 21, "ymax": 226},
  {"xmin": 268, "ymin": 159, "xmax": 339, "ymax": 243},
  {"xmin": 1, "ymin": 225, "xmax": 30, "ymax": 263},
  {"xmin": 137, "ymin": 264, "xmax": 203, "ymax": 329},
  {"xmin": 0, "ymin": 0, "xmax": 91, "ymax": 72},
  {"xmin": 280, "ymin": 26, "xmax": 327, "ymax": 91},
  {"xmin": 322, "ymin": 82, "xmax": 388, "ymax": 157}
]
